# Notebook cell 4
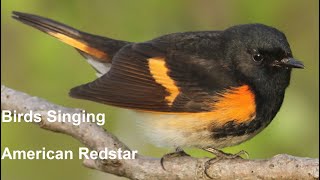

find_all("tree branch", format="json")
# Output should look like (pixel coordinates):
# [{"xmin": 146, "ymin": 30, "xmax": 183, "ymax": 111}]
[{"xmin": 1, "ymin": 85, "xmax": 319, "ymax": 180}]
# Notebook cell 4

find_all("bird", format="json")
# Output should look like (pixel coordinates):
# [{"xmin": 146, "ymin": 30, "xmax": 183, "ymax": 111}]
[{"xmin": 12, "ymin": 11, "xmax": 304, "ymax": 166}]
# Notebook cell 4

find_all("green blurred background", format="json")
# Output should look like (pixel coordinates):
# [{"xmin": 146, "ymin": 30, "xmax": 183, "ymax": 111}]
[{"xmin": 1, "ymin": 0, "xmax": 318, "ymax": 179}]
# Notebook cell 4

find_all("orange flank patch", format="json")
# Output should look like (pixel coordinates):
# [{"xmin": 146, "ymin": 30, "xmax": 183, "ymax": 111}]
[
  {"xmin": 141, "ymin": 85, "xmax": 256, "ymax": 131},
  {"xmin": 210, "ymin": 85, "xmax": 256, "ymax": 124},
  {"xmin": 148, "ymin": 57, "xmax": 179, "ymax": 106},
  {"xmin": 173, "ymin": 85, "xmax": 255, "ymax": 129},
  {"xmin": 47, "ymin": 32, "xmax": 108, "ymax": 61}
]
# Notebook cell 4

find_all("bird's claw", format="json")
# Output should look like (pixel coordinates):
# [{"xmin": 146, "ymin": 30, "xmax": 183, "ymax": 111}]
[{"xmin": 160, "ymin": 147, "xmax": 190, "ymax": 170}]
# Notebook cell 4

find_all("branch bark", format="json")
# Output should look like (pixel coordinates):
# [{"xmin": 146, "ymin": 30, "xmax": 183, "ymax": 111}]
[{"xmin": 1, "ymin": 85, "xmax": 319, "ymax": 180}]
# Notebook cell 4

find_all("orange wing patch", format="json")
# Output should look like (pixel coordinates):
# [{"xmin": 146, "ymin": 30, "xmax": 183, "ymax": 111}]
[
  {"xmin": 47, "ymin": 32, "xmax": 108, "ymax": 61},
  {"xmin": 148, "ymin": 57, "xmax": 179, "ymax": 106}
]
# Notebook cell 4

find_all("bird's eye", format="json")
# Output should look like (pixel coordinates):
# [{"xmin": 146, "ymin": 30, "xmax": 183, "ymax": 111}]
[{"xmin": 252, "ymin": 53, "xmax": 264, "ymax": 62}]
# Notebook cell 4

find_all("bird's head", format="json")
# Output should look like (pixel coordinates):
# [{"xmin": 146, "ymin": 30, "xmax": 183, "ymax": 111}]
[{"xmin": 222, "ymin": 24, "xmax": 304, "ymax": 90}]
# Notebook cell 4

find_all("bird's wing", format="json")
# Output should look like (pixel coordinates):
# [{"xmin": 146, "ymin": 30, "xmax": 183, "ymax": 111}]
[{"xmin": 70, "ymin": 41, "xmax": 255, "ymax": 115}]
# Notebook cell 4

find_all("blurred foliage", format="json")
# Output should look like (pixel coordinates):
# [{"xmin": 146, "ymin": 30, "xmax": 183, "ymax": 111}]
[{"xmin": 1, "ymin": 0, "xmax": 318, "ymax": 180}]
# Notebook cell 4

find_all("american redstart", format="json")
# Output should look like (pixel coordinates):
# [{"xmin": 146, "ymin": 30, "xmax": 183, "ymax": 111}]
[{"xmin": 12, "ymin": 11, "xmax": 304, "ymax": 164}]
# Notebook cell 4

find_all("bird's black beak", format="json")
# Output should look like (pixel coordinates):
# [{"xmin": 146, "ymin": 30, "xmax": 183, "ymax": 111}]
[{"xmin": 273, "ymin": 58, "xmax": 304, "ymax": 69}]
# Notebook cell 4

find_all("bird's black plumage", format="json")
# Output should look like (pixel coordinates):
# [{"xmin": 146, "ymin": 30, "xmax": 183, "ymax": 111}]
[{"xmin": 12, "ymin": 11, "xmax": 304, "ymax": 148}]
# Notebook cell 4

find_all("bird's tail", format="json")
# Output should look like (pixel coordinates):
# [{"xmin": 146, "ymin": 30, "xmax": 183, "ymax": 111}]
[{"xmin": 12, "ymin": 11, "xmax": 130, "ymax": 75}]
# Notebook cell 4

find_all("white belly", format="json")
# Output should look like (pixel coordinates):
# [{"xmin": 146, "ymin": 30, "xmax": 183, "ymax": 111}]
[{"xmin": 136, "ymin": 112, "xmax": 254, "ymax": 149}]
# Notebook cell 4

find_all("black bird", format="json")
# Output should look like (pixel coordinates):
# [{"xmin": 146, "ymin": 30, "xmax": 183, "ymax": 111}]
[{"xmin": 12, "ymin": 11, "xmax": 304, "ymax": 163}]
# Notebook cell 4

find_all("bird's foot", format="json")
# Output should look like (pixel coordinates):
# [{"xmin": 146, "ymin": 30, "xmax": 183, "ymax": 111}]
[
  {"xmin": 160, "ymin": 147, "xmax": 190, "ymax": 170},
  {"xmin": 203, "ymin": 147, "xmax": 249, "ymax": 159},
  {"xmin": 202, "ymin": 147, "xmax": 249, "ymax": 178}
]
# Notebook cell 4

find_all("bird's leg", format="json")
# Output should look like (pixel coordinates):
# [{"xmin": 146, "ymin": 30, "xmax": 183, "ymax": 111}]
[
  {"xmin": 202, "ymin": 147, "xmax": 249, "ymax": 178},
  {"xmin": 160, "ymin": 147, "xmax": 190, "ymax": 170}
]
